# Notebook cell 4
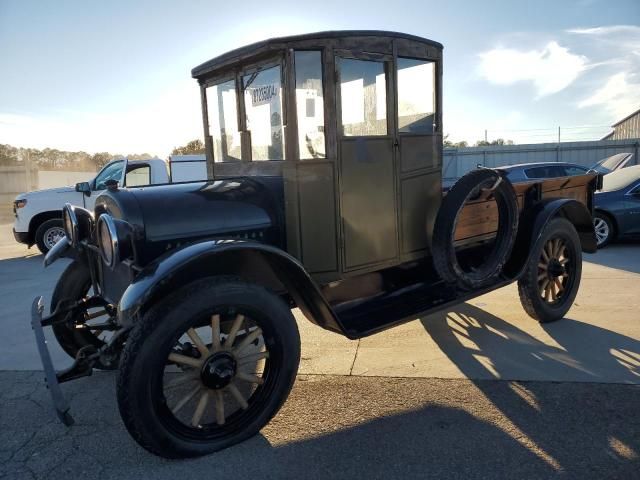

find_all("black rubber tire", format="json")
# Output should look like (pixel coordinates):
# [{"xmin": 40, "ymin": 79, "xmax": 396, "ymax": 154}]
[
  {"xmin": 432, "ymin": 169, "xmax": 519, "ymax": 289},
  {"xmin": 116, "ymin": 277, "xmax": 301, "ymax": 459},
  {"xmin": 518, "ymin": 217, "xmax": 582, "ymax": 323},
  {"xmin": 51, "ymin": 260, "xmax": 116, "ymax": 370},
  {"xmin": 35, "ymin": 218, "xmax": 64, "ymax": 254},
  {"xmin": 593, "ymin": 211, "xmax": 614, "ymax": 248}
]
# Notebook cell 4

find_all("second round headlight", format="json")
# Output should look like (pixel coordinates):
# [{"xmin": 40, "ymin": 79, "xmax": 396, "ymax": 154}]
[{"xmin": 97, "ymin": 214, "xmax": 118, "ymax": 267}]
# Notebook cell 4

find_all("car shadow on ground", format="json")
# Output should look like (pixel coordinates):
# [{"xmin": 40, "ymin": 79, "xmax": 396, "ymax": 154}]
[
  {"xmin": 2, "ymin": 369, "xmax": 639, "ymax": 479},
  {"xmin": 584, "ymin": 242, "xmax": 640, "ymax": 274},
  {"xmin": 419, "ymin": 303, "xmax": 640, "ymax": 477}
]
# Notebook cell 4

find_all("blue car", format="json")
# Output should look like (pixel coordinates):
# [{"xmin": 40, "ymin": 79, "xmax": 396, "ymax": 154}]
[
  {"xmin": 497, "ymin": 162, "xmax": 590, "ymax": 183},
  {"xmin": 593, "ymin": 165, "xmax": 640, "ymax": 247},
  {"xmin": 498, "ymin": 153, "xmax": 634, "ymax": 183}
]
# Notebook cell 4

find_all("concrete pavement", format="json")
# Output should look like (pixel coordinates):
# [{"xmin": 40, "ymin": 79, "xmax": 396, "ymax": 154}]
[{"xmin": 1, "ymin": 223, "xmax": 639, "ymax": 383}]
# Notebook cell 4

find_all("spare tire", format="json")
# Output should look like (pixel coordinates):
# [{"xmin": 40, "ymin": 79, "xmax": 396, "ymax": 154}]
[{"xmin": 432, "ymin": 168, "xmax": 519, "ymax": 289}]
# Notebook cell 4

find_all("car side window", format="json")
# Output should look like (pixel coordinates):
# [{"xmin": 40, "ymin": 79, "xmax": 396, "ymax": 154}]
[
  {"xmin": 563, "ymin": 166, "xmax": 588, "ymax": 176},
  {"xmin": 94, "ymin": 161, "xmax": 125, "ymax": 190},
  {"xmin": 125, "ymin": 164, "xmax": 151, "ymax": 187},
  {"xmin": 397, "ymin": 57, "xmax": 435, "ymax": 134},
  {"xmin": 206, "ymin": 79, "xmax": 243, "ymax": 162},
  {"xmin": 243, "ymin": 64, "xmax": 285, "ymax": 161},
  {"xmin": 524, "ymin": 166, "xmax": 547, "ymax": 178}
]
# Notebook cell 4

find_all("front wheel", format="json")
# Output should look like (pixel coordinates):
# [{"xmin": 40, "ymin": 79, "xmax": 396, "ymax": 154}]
[
  {"xmin": 116, "ymin": 277, "xmax": 301, "ymax": 458},
  {"xmin": 51, "ymin": 260, "xmax": 118, "ymax": 370},
  {"xmin": 35, "ymin": 218, "xmax": 65, "ymax": 254},
  {"xmin": 517, "ymin": 217, "xmax": 582, "ymax": 323}
]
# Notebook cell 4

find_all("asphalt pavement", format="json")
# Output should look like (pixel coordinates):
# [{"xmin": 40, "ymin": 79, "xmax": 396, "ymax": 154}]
[{"xmin": 1, "ymin": 223, "xmax": 639, "ymax": 479}]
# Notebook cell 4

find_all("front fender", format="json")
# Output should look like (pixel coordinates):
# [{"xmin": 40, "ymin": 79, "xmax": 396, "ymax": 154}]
[
  {"xmin": 504, "ymin": 198, "xmax": 596, "ymax": 278},
  {"xmin": 118, "ymin": 239, "xmax": 344, "ymax": 334}
]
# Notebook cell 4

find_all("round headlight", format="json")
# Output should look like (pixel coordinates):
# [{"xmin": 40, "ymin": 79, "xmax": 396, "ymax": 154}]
[
  {"xmin": 62, "ymin": 203, "xmax": 78, "ymax": 246},
  {"xmin": 97, "ymin": 214, "xmax": 118, "ymax": 267}
]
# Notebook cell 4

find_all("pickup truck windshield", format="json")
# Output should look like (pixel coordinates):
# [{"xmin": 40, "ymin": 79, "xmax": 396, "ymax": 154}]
[{"xmin": 95, "ymin": 161, "xmax": 124, "ymax": 190}]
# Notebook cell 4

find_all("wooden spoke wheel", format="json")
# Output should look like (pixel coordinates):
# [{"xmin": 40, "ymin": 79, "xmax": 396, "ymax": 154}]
[
  {"xmin": 164, "ymin": 313, "xmax": 270, "ymax": 428},
  {"xmin": 536, "ymin": 237, "xmax": 571, "ymax": 305},
  {"xmin": 116, "ymin": 278, "xmax": 300, "ymax": 458},
  {"xmin": 518, "ymin": 218, "xmax": 582, "ymax": 323}
]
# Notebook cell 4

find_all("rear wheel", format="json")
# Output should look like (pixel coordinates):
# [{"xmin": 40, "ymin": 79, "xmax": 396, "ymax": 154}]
[
  {"xmin": 35, "ymin": 218, "xmax": 65, "ymax": 254},
  {"xmin": 593, "ymin": 212, "xmax": 614, "ymax": 248},
  {"xmin": 518, "ymin": 218, "xmax": 582, "ymax": 323},
  {"xmin": 116, "ymin": 277, "xmax": 300, "ymax": 458}
]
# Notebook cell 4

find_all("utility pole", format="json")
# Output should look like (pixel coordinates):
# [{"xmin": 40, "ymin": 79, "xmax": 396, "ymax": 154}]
[
  {"xmin": 484, "ymin": 129, "xmax": 488, "ymax": 143},
  {"xmin": 558, "ymin": 126, "xmax": 561, "ymax": 144}
]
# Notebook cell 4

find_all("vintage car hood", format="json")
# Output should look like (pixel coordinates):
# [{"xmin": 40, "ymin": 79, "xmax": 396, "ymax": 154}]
[
  {"xmin": 139, "ymin": 181, "xmax": 276, "ymax": 242},
  {"xmin": 95, "ymin": 177, "xmax": 284, "ymax": 264}
]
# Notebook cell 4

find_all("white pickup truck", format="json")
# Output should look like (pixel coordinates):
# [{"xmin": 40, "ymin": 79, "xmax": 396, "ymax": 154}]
[{"xmin": 13, "ymin": 155, "xmax": 206, "ymax": 253}]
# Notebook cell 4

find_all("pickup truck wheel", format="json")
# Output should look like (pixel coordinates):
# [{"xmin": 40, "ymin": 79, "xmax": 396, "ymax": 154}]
[
  {"xmin": 517, "ymin": 218, "xmax": 582, "ymax": 323},
  {"xmin": 432, "ymin": 169, "xmax": 519, "ymax": 289},
  {"xmin": 35, "ymin": 218, "xmax": 65, "ymax": 254},
  {"xmin": 116, "ymin": 277, "xmax": 300, "ymax": 458},
  {"xmin": 51, "ymin": 261, "xmax": 118, "ymax": 370}
]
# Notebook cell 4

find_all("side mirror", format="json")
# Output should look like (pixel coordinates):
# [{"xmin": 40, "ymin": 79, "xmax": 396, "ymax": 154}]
[{"xmin": 75, "ymin": 182, "xmax": 91, "ymax": 195}]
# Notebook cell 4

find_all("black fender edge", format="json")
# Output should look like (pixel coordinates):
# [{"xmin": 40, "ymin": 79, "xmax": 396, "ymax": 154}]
[{"xmin": 118, "ymin": 240, "xmax": 344, "ymax": 334}]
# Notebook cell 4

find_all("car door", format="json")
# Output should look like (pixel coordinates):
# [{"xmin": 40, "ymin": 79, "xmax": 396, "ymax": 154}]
[
  {"xmin": 336, "ymin": 53, "xmax": 398, "ymax": 271},
  {"xmin": 84, "ymin": 159, "xmax": 126, "ymax": 210},
  {"xmin": 622, "ymin": 181, "xmax": 640, "ymax": 236}
]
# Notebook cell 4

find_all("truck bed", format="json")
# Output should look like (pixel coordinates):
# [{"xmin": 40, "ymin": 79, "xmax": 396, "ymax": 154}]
[{"xmin": 454, "ymin": 173, "xmax": 596, "ymax": 246}]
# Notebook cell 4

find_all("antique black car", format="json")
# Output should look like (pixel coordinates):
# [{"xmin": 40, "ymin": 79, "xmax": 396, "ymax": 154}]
[{"xmin": 32, "ymin": 31, "xmax": 599, "ymax": 459}]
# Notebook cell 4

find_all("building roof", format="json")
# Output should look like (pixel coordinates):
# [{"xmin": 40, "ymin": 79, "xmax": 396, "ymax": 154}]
[
  {"xmin": 191, "ymin": 30, "xmax": 442, "ymax": 79},
  {"xmin": 611, "ymin": 107, "xmax": 640, "ymax": 127}
]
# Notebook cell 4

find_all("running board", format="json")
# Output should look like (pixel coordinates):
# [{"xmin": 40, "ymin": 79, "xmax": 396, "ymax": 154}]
[{"xmin": 333, "ymin": 277, "xmax": 513, "ymax": 339}]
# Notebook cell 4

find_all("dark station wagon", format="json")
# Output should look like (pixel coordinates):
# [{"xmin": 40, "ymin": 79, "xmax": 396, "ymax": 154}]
[{"xmin": 32, "ymin": 31, "xmax": 600, "ymax": 458}]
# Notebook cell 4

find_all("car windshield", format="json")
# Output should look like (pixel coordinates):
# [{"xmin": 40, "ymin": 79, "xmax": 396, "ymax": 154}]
[
  {"xmin": 95, "ymin": 160, "xmax": 125, "ymax": 190},
  {"xmin": 600, "ymin": 165, "xmax": 640, "ymax": 192},
  {"xmin": 590, "ymin": 153, "xmax": 632, "ymax": 174}
]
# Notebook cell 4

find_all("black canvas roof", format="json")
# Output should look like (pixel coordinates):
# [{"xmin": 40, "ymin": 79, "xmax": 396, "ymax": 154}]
[{"xmin": 191, "ymin": 30, "xmax": 442, "ymax": 79}]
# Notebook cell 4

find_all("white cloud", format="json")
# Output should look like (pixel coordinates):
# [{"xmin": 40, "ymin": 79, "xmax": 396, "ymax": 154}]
[
  {"xmin": 478, "ymin": 41, "xmax": 588, "ymax": 97},
  {"xmin": 0, "ymin": 79, "xmax": 202, "ymax": 157},
  {"xmin": 568, "ymin": 25, "xmax": 640, "ymax": 65},
  {"xmin": 567, "ymin": 25, "xmax": 640, "ymax": 36},
  {"xmin": 578, "ymin": 72, "xmax": 640, "ymax": 119}
]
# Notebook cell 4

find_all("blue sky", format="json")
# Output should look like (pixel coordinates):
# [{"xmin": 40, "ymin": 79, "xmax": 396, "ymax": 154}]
[{"xmin": 0, "ymin": 0, "xmax": 638, "ymax": 156}]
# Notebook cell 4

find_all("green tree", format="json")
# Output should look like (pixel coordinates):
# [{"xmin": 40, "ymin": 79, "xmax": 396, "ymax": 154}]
[
  {"xmin": 91, "ymin": 152, "xmax": 111, "ymax": 169},
  {"xmin": 443, "ymin": 135, "xmax": 469, "ymax": 148},
  {"xmin": 171, "ymin": 139, "xmax": 205, "ymax": 155},
  {"xmin": 475, "ymin": 138, "xmax": 514, "ymax": 147},
  {"xmin": 127, "ymin": 153, "xmax": 154, "ymax": 161}
]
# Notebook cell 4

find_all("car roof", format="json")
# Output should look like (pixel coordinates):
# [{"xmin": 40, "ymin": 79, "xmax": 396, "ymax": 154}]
[
  {"xmin": 497, "ymin": 162, "xmax": 585, "ymax": 171},
  {"xmin": 191, "ymin": 30, "xmax": 443, "ymax": 79},
  {"xmin": 601, "ymin": 164, "xmax": 640, "ymax": 192}
]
